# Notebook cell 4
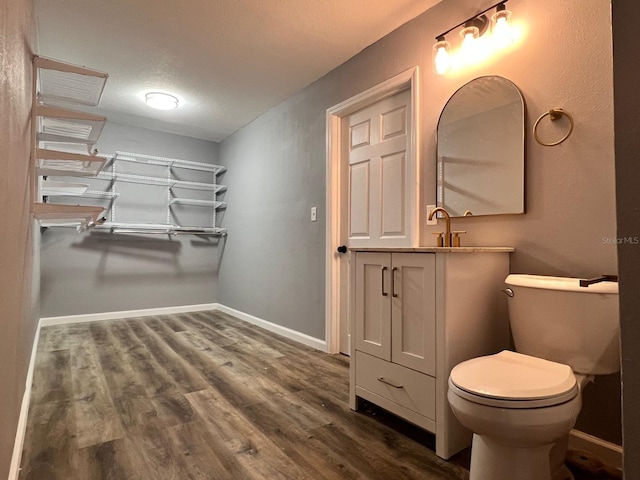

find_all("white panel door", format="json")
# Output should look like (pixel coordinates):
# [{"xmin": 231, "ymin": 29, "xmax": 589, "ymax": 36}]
[
  {"xmin": 347, "ymin": 88, "xmax": 413, "ymax": 247},
  {"xmin": 391, "ymin": 253, "xmax": 436, "ymax": 375},
  {"xmin": 354, "ymin": 252, "xmax": 391, "ymax": 361}
]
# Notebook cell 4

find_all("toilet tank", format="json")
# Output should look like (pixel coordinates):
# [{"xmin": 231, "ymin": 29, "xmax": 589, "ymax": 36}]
[{"xmin": 505, "ymin": 274, "xmax": 620, "ymax": 375}]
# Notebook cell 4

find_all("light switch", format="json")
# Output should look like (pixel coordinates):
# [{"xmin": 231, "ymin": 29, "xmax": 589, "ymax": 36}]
[{"xmin": 311, "ymin": 206, "xmax": 317, "ymax": 222}]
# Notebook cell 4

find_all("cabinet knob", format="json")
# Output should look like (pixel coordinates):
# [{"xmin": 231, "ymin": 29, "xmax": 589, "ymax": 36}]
[{"xmin": 337, "ymin": 245, "xmax": 348, "ymax": 254}]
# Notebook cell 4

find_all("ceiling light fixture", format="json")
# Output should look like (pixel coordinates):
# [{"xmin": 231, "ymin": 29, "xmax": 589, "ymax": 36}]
[
  {"xmin": 433, "ymin": 0, "xmax": 514, "ymax": 75},
  {"xmin": 144, "ymin": 92, "xmax": 179, "ymax": 110}
]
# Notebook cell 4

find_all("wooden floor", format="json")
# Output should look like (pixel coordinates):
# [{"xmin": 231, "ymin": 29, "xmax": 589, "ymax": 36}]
[{"xmin": 19, "ymin": 311, "xmax": 472, "ymax": 480}]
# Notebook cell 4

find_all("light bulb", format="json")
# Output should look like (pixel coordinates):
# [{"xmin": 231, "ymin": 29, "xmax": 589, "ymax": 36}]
[
  {"xmin": 492, "ymin": 12, "xmax": 513, "ymax": 48},
  {"xmin": 433, "ymin": 40, "xmax": 451, "ymax": 75},
  {"xmin": 492, "ymin": 7, "xmax": 513, "ymax": 48},
  {"xmin": 460, "ymin": 26, "xmax": 480, "ymax": 60}
]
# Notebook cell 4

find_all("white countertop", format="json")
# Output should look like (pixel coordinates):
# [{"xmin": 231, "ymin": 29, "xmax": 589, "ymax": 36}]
[{"xmin": 349, "ymin": 246, "xmax": 514, "ymax": 253}]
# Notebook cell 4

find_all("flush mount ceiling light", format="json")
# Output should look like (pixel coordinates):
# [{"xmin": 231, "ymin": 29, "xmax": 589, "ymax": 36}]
[
  {"xmin": 144, "ymin": 92, "xmax": 179, "ymax": 110},
  {"xmin": 433, "ymin": 0, "xmax": 514, "ymax": 75}
]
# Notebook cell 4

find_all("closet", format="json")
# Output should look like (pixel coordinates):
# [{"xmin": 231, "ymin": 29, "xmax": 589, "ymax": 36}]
[{"xmin": 31, "ymin": 56, "xmax": 226, "ymax": 236}]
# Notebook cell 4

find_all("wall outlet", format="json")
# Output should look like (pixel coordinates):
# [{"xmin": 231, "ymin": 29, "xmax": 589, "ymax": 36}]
[
  {"xmin": 426, "ymin": 204, "xmax": 438, "ymax": 225},
  {"xmin": 311, "ymin": 206, "xmax": 317, "ymax": 222}
]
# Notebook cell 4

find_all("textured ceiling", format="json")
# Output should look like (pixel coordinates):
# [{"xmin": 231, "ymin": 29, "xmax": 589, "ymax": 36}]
[{"xmin": 35, "ymin": 0, "xmax": 442, "ymax": 142}]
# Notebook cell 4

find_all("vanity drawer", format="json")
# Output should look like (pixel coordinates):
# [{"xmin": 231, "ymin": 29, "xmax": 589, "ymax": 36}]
[{"xmin": 355, "ymin": 351, "xmax": 436, "ymax": 420}]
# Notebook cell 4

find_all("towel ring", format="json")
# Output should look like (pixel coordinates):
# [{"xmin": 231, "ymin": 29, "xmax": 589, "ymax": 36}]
[{"xmin": 533, "ymin": 109, "xmax": 574, "ymax": 146}]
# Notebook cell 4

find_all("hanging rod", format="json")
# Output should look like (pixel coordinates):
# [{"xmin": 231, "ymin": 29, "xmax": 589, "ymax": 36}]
[{"xmin": 93, "ymin": 222, "xmax": 227, "ymax": 236}]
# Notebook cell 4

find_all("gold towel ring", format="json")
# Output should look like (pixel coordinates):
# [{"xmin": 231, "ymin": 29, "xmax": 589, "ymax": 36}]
[{"xmin": 533, "ymin": 109, "xmax": 574, "ymax": 146}]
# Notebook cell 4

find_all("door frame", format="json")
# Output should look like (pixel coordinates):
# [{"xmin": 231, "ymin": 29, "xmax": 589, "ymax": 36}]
[{"xmin": 325, "ymin": 66, "xmax": 420, "ymax": 354}]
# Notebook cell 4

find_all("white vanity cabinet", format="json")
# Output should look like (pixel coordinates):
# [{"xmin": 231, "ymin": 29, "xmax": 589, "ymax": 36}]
[{"xmin": 349, "ymin": 247, "xmax": 513, "ymax": 460}]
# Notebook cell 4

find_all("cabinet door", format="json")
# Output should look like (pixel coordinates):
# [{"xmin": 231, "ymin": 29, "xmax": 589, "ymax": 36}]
[
  {"xmin": 391, "ymin": 253, "xmax": 436, "ymax": 375},
  {"xmin": 354, "ymin": 252, "xmax": 391, "ymax": 361}
]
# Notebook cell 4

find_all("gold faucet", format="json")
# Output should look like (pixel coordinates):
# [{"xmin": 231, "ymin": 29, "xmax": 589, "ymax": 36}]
[{"xmin": 429, "ymin": 207, "xmax": 452, "ymax": 247}]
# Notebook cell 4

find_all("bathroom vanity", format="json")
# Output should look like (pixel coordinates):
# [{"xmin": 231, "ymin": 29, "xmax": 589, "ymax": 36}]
[{"xmin": 349, "ymin": 247, "xmax": 513, "ymax": 459}]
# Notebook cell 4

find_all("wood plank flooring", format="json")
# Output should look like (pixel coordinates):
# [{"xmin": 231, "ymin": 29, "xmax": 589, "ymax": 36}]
[{"xmin": 19, "ymin": 311, "xmax": 471, "ymax": 480}]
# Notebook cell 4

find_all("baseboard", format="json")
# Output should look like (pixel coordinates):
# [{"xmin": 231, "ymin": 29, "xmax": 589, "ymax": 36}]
[
  {"xmin": 8, "ymin": 321, "xmax": 42, "ymax": 480},
  {"xmin": 214, "ymin": 304, "xmax": 327, "ymax": 352},
  {"xmin": 39, "ymin": 303, "xmax": 220, "ymax": 326},
  {"xmin": 569, "ymin": 429, "xmax": 623, "ymax": 469},
  {"xmin": 40, "ymin": 303, "xmax": 327, "ymax": 352}
]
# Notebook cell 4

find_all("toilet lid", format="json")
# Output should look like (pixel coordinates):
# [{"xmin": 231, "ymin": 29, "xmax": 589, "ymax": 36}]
[{"xmin": 450, "ymin": 350, "xmax": 578, "ymax": 402}]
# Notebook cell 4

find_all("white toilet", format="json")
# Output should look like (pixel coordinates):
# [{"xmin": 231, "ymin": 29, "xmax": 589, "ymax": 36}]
[{"xmin": 447, "ymin": 274, "xmax": 620, "ymax": 480}]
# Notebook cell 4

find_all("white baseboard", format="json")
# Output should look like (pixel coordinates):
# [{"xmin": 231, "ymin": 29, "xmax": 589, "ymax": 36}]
[
  {"xmin": 40, "ymin": 303, "xmax": 327, "ymax": 352},
  {"xmin": 40, "ymin": 303, "xmax": 220, "ymax": 326},
  {"xmin": 569, "ymin": 429, "xmax": 623, "ymax": 469},
  {"xmin": 8, "ymin": 321, "xmax": 42, "ymax": 480},
  {"xmin": 214, "ymin": 304, "xmax": 327, "ymax": 352}
]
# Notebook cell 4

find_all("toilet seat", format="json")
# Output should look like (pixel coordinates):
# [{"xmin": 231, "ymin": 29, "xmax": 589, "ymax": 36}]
[{"xmin": 449, "ymin": 350, "xmax": 579, "ymax": 408}]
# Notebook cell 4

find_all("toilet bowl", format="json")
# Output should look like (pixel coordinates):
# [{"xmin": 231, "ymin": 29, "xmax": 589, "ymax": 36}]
[
  {"xmin": 447, "ymin": 274, "xmax": 619, "ymax": 480},
  {"xmin": 448, "ymin": 351, "xmax": 584, "ymax": 480}
]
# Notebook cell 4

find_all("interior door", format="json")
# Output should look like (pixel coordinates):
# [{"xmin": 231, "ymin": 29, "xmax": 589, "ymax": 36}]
[{"xmin": 347, "ymin": 88, "xmax": 412, "ymax": 248}]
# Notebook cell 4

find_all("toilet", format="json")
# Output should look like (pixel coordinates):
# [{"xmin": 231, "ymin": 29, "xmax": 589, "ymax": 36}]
[{"xmin": 447, "ymin": 274, "xmax": 620, "ymax": 480}]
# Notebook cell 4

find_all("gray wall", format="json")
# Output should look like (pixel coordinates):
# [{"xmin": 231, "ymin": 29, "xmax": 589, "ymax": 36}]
[
  {"xmin": 218, "ymin": 0, "xmax": 621, "ymax": 444},
  {"xmin": 613, "ymin": 0, "xmax": 640, "ymax": 476},
  {"xmin": 217, "ymin": 89, "xmax": 327, "ymax": 339},
  {"xmin": 0, "ymin": 0, "xmax": 37, "ymax": 476},
  {"xmin": 40, "ymin": 121, "xmax": 223, "ymax": 317}
]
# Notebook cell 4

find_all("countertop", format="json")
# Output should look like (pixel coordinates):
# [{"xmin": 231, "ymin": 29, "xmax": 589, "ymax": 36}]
[{"xmin": 349, "ymin": 246, "xmax": 514, "ymax": 253}]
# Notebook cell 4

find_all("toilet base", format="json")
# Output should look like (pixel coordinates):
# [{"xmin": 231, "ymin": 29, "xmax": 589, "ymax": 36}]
[{"xmin": 469, "ymin": 434, "xmax": 574, "ymax": 480}]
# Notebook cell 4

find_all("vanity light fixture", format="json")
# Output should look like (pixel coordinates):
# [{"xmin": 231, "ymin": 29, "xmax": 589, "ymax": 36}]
[
  {"xmin": 144, "ymin": 91, "xmax": 180, "ymax": 110},
  {"xmin": 433, "ymin": 0, "xmax": 514, "ymax": 75}
]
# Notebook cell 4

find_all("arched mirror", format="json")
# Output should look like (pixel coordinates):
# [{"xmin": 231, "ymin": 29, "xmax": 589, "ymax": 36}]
[{"xmin": 437, "ymin": 76, "xmax": 525, "ymax": 217}]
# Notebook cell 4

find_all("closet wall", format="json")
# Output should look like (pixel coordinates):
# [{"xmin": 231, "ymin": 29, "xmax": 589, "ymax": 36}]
[
  {"xmin": 0, "ymin": 0, "xmax": 37, "ymax": 477},
  {"xmin": 40, "ymin": 122, "xmax": 222, "ymax": 317}
]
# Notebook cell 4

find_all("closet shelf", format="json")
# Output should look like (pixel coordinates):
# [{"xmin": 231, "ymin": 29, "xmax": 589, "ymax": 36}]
[
  {"xmin": 44, "ymin": 189, "xmax": 119, "ymax": 200},
  {"xmin": 83, "ymin": 190, "xmax": 119, "ymax": 199},
  {"xmin": 36, "ymin": 105, "xmax": 106, "ymax": 148},
  {"xmin": 33, "ymin": 203, "xmax": 106, "ymax": 229},
  {"xmin": 36, "ymin": 148, "xmax": 107, "ymax": 177},
  {"xmin": 169, "ymin": 198, "xmax": 226, "ymax": 208},
  {"xmin": 114, "ymin": 151, "xmax": 226, "ymax": 175},
  {"xmin": 97, "ymin": 170, "xmax": 226, "ymax": 192},
  {"xmin": 94, "ymin": 222, "xmax": 227, "ymax": 236},
  {"xmin": 35, "ymin": 56, "xmax": 108, "ymax": 107},
  {"xmin": 41, "ymin": 180, "xmax": 88, "ymax": 196}
]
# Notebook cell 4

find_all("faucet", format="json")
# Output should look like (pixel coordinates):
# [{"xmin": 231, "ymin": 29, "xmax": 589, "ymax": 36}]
[{"xmin": 428, "ymin": 207, "xmax": 452, "ymax": 247}]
